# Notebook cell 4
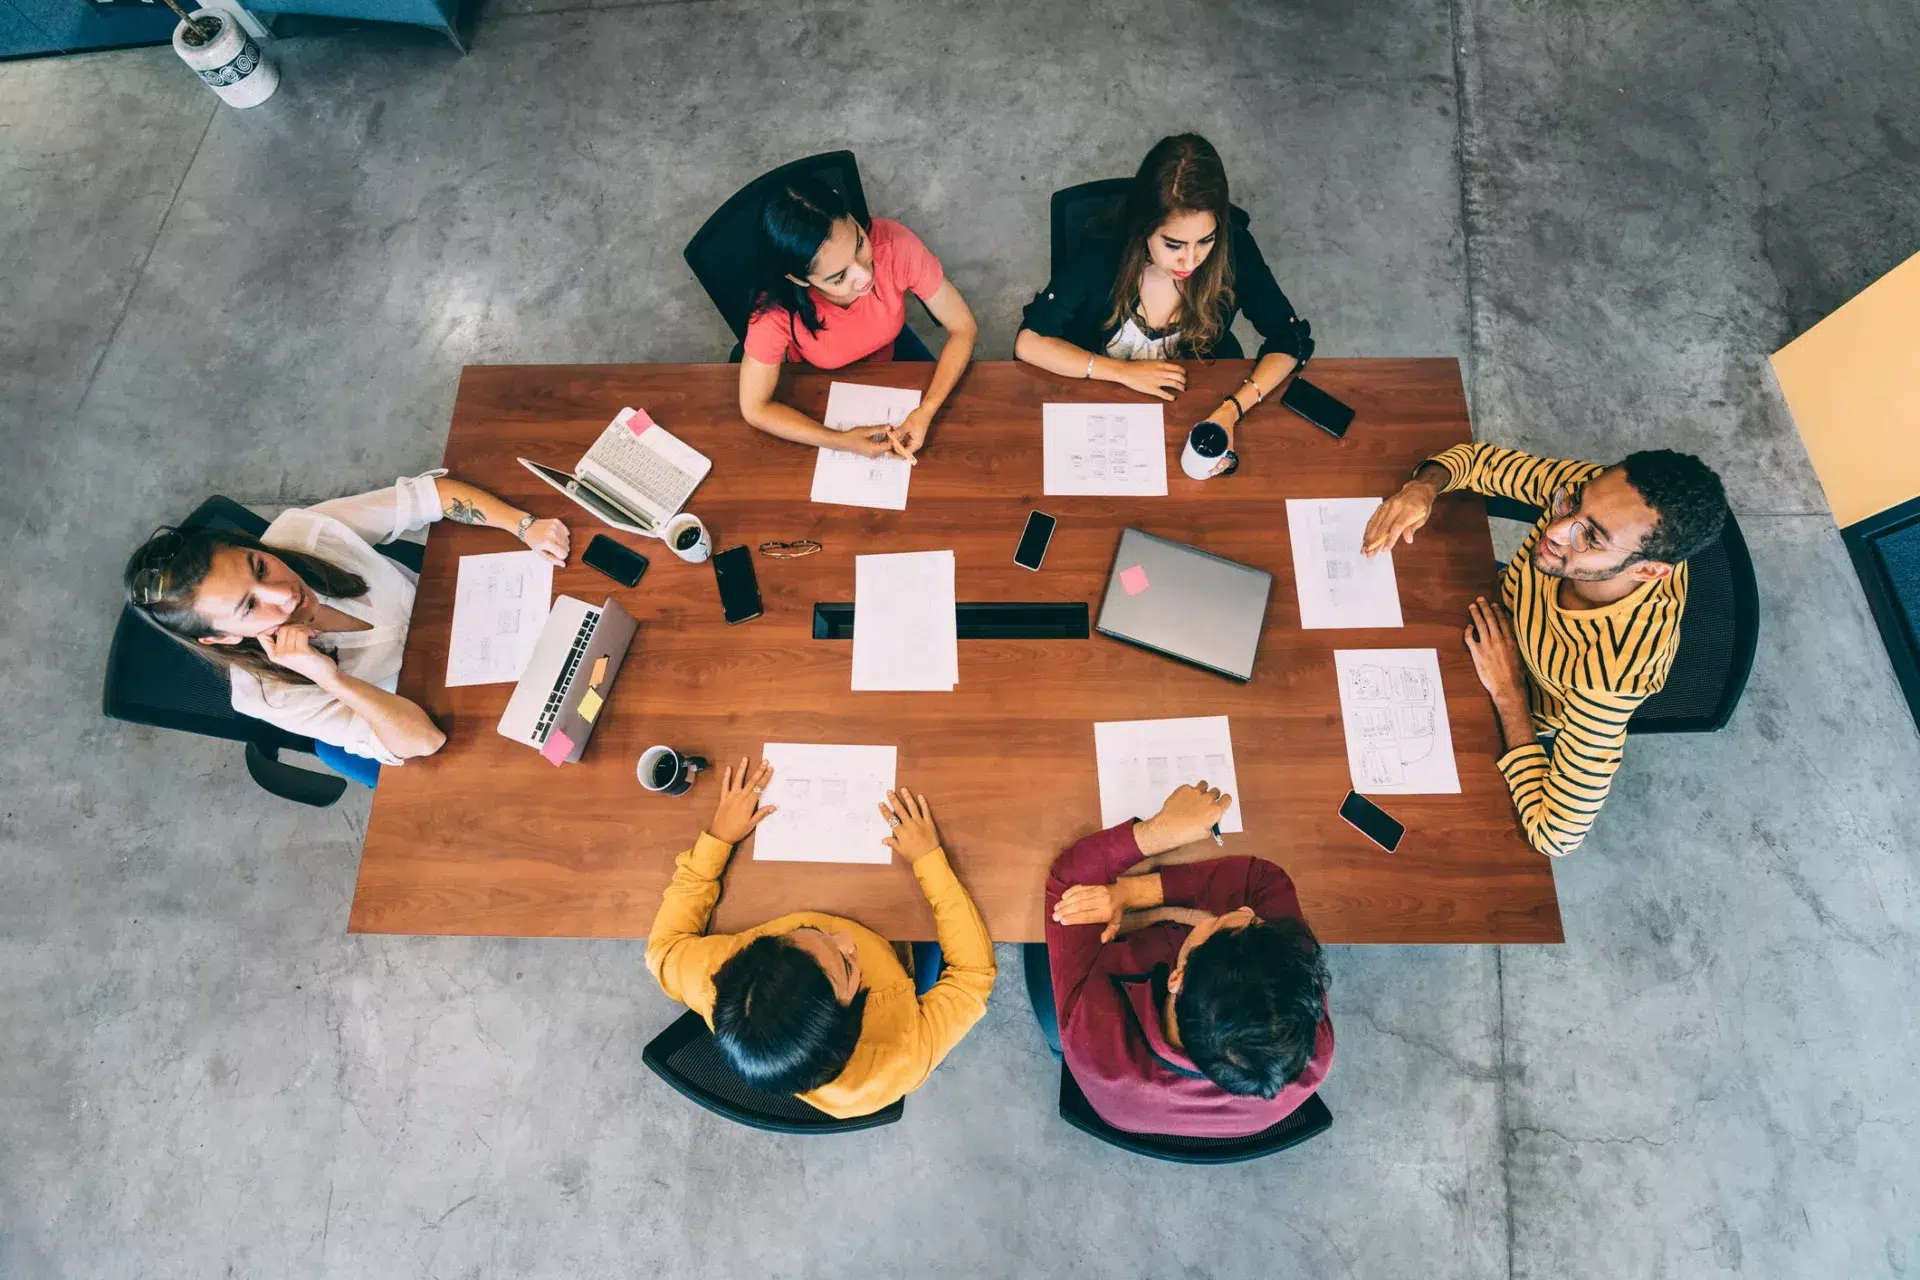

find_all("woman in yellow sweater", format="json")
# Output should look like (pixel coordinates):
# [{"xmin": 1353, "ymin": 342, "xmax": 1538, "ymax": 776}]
[{"xmin": 645, "ymin": 760, "xmax": 996, "ymax": 1118}]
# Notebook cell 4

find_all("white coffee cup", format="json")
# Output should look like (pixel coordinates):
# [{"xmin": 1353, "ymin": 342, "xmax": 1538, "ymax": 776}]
[
  {"xmin": 1181, "ymin": 422, "xmax": 1237, "ymax": 480},
  {"xmin": 663, "ymin": 513, "xmax": 711, "ymax": 563}
]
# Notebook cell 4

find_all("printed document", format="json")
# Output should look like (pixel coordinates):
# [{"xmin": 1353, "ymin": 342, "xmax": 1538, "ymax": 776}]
[
  {"xmin": 812, "ymin": 382, "xmax": 922, "ymax": 510},
  {"xmin": 446, "ymin": 550, "xmax": 553, "ymax": 687},
  {"xmin": 1287, "ymin": 497, "xmax": 1405, "ymax": 629},
  {"xmin": 1333, "ymin": 648, "xmax": 1461, "ymax": 794},
  {"xmin": 852, "ymin": 550, "xmax": 957, "ymax": 690},
  {"xmin": 1093, "ymin": 715, "xmax": 1245, "ymax": 833},
  {"xmin": 1043, "ymin": 403, "xmax": 1168, "ymax": 496},
  {"xmin": 753, "ymin": 742, "xmax": 898, "ymax": 863}
]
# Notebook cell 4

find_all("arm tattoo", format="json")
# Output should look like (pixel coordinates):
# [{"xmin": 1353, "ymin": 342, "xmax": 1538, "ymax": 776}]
[{"xmin": 445, "ymin": 497, "xmax": 485, "ymax": 524}]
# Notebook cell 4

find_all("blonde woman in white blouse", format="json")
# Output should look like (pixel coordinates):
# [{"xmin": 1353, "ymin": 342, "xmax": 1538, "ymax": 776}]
[{"xmin": 124, "ymin": 471, "xmax": 568, "ymax": 769}]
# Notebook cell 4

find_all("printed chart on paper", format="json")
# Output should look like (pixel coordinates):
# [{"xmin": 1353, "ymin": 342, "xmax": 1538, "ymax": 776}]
[
  {"xmin": 753, "ymin": 742, "xmax": 899, "ymax": 863},
  {"xmin": 1093, "ymin": 715, "xmax": 1245, "ymax": 832}
]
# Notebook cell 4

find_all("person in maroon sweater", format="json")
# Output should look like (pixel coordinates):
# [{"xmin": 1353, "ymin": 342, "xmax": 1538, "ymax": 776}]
[{"xmin": 1042, "ymin": 782, "xmax": 1334, "ymax": 1138}]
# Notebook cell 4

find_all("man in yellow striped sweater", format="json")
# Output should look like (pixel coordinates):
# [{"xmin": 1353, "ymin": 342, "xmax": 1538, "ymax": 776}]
[{"xmin": 1362, "ymin": 444, "xmax": 1729, "ymax": 857}]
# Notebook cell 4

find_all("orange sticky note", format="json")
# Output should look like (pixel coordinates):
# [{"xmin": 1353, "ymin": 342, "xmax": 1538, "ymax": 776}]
[
  {"xmin": 540, "ymin": 728, "xmax": 574, "ymax": 766},
  {"xmin": 1119, "ymin": 564, "xmax": 1150, "ymax": 595},
  {"xmin": 627, "ymin": 408, "xmax": 656, "ymax": 435},
  {"xmin": 577, "ymin": 688, "xmax": 604, "ymax": 724},
  {"xmin": 590, "ymin": 655, "xmax": 608, "ymax": 686}
]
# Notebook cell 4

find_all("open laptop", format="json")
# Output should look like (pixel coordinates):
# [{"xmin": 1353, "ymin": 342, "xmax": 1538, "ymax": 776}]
[
  {"xmin": 519, "ymin": 407, "xmax": 712, "ymax": 537},
  {"xmin": 497, "ymin": 595, "xmax": 638, "ymax": 761},
  {"xmin": 1095, "ymin": 528, "xmax": 1273, "ymax": 682}
]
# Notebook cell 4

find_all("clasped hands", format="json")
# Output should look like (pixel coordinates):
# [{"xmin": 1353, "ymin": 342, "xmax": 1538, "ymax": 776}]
[{"xmin": 1051, "ymin": 782, "xmax": 1233, "ymax": 942}]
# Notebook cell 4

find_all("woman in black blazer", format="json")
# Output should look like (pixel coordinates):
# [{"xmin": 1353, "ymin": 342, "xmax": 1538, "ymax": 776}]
[{"xmin": 1015, "ymin": 134, "xmax": 1314, "ymax": 474}]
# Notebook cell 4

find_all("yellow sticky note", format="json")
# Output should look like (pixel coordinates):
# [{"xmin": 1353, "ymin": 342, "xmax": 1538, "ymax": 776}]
[
  {"xmin": 577, "ymin": 688, "xmax": 604, "ymax": 723},
  {"xmin": 590, "ymin": 655, "xmax": 609, "ymax": 686}
]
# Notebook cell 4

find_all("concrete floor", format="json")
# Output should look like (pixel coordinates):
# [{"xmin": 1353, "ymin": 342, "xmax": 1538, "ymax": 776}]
[{"xmin": 2, "ymin": 0, "xmax": 1917, "ymax": 1275}]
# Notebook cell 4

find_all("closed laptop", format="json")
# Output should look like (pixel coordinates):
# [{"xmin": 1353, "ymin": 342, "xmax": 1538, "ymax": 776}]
[{"xmin": 1095, "ymin": 528, "xmax": 1273, "ymax": 682}]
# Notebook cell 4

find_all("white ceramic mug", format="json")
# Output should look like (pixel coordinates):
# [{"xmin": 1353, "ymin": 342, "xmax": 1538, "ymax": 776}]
[
  {"xmin": 663, "ymin": 513, "xmax": 711, "ymax": 563},
  {"xmin": 1181, "ymin": 422, "xmax": 1237, "ymax": 480}
]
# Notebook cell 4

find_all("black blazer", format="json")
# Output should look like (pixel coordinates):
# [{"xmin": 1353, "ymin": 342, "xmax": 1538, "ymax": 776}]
[{"xmin": 1019, "ymin": 209, "xmax": 1314, "ymax": 362}]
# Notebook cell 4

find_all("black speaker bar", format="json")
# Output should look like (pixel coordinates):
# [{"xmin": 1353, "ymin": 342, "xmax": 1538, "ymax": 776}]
[{"xmin": 811, "ymin": 602, "xmax": 1090, "ymax": 641}]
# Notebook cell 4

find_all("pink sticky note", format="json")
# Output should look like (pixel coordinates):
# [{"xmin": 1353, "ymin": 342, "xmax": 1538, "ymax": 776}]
[
  {"xmin": 539, "ymin": 728, "xmax": 574, "ymax": 766},
  {"xmin": 626, "ymin": 408, "xmax": 657, "ymax": 436},
  {"xmin": 1119, "ymin": 564, "xmax": 1150, "ymax": 595}
]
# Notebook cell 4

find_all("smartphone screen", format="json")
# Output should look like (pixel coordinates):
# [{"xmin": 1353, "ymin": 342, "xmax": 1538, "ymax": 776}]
[
  {"xmin": 583, "ymin": 534, "xmax": 648, "ymax": 588},
  {"xmin": 1014, "ymin": 510, "xmax": 1057, "ymax": 571},
  {"xmin": 1339, "ymin": 790, "xmax": 1405, "ymax": 851},
  {"xmin": 713, "ymin": 545, "xmax": 763, "ymax": 624}
]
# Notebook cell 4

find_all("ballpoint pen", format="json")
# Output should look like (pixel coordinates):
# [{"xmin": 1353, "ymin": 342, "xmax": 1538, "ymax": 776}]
[{"xmin": 1210, "ymin": 823, "xmax": 1224, "ymax": 846}]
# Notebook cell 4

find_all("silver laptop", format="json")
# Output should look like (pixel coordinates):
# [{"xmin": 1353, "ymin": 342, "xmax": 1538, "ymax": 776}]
[
  {"xmin": 497, "ymin": 595, "xmax": 638, "ymax": 759},
  {"xmin": 1095, "ymin": 528, "xmax": 1273, "ymax": 682},
  {"xmin": 519, "ymin": 407, "xmax": 712, "ymax": 537}
]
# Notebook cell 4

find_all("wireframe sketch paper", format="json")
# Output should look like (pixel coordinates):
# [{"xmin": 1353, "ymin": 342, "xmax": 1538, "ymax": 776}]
[
  {"xmin": 1333, "ymin": 648, "xmax": 1461, "ymax": 794},
  {"xmin": 446, "ymin": 550, "xmax": 554, "ymax": 687},
  {"xmin": 1286, "ymin": 497, "xmax": 1405, "ymax": 629},
  {"xmin": 1093, "ymin": 715, "xmax": 1245, "ymax": 833},
  {"xmin": 812, "ymin": 382, "xmax": 923, "ymax": 510},
  {"xmin": 1043, "ymin": 403, "xmax": 1169, "ymax": 496},
  {"xmin": 852, "ymin": 550, "xmax": 958, "ymax": 690},
  {"xmin": 753, "ymin": 742, "xmax": 899, "ymax": 863}
]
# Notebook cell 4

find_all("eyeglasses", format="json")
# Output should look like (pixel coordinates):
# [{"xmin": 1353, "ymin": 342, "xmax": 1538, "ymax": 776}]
[
  {"xmin": 129, "ymin": 528, "xmax": 186, "ymax": 606},
  {"xmin": 758, "ymin": 540, "xmax": 822, "ymax": 559},
  {"xmin": 1546, "ymin": 485, "xmax": 1609, "ymax": 554}
]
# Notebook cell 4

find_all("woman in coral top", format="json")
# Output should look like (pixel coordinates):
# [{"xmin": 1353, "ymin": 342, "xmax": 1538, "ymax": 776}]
[{"xmin": 737, "ymin": 175, "xmax": 978, "ymax": 462}]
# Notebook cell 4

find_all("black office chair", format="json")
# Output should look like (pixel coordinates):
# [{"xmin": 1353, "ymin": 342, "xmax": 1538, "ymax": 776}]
[
  {"xmin": 101, "ymin": 495, "xmax": 427, "ymax": 808},
  {"xmin": 1048, "ymin": 177, "xmax": 1253, "ymax": 282},
  {"xmin": 683, "ymin": 150, "xmax": 872, "ymax": 361},
  {"xmin": 1057, "ymin": 1061, "xmax": 1333, "ymax": 1164},
  {"xmin": 641, "ymin": 1008, "xmax": 904, "ymax": 1135},
  {"xmin": 1483, "ymin": 497, "xmax": 1759, "ymax": 733}
]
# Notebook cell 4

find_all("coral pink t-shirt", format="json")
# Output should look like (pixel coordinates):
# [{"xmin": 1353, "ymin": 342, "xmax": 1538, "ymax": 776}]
[{"xmin": 743, "ymin": 218, "xmax": 945, "ymax": 368}]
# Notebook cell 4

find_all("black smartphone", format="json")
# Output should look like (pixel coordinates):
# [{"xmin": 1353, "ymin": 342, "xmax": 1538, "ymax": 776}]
[
  {"xmin": 1014, "ymin": 510, "xmax": 1058, "ymax": 571},
  {"xmin": 1339, "ymin": 790, "xmax": 1405, "ymax": 852},
  {"xmin": 713, "ymin": 545, "xmax": 763, "ymax": 624},
  {"xmin": 1281, "ymin": 377, "xmax": 1356, "ymax": 439},
  {"xmin": 583, "ymin": 534, "xmax": 649, "ymax": 588}
]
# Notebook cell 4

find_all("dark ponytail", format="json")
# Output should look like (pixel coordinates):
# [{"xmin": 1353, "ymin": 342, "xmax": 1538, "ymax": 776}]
[{"xmin": 749, "ymin": 175, "xmax": 867, "ymax": 338}]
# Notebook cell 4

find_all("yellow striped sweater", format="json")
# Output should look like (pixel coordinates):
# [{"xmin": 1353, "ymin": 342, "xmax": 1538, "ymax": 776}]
[{"xmin": 1428, "ymin": 443, "xmax": 1687, "ymax": 857}]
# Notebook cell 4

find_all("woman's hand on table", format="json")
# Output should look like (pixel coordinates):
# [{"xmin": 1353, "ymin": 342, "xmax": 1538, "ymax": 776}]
[{"xmin": 709, "ymin": 757, "xmax": 776, "ymax": 844}]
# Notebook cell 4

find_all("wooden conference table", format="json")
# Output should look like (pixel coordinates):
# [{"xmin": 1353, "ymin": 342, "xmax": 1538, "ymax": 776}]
[{"xmin": 350, "ymin": 359, "xmax": 1562, "ymax": 945}]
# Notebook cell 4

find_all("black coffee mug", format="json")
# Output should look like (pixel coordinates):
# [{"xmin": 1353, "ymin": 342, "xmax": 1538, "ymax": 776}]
[{"xmin": 638, "ymin": 745, "xmax": 707, "ymax": 796}]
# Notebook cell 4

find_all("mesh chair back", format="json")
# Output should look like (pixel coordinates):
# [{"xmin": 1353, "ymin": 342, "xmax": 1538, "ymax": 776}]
[
  {"xmin": 1056, "ymin": 1062, "xmax": 1332, "ymax": 1164},
  {"xmin": 641, "ymin": 1008, "xmax": 904, "ymax": 1135},
  {"xmin": 103, "ymin": 496, "xmax": 309, "ymax": 750},
  {"xmin": 683, "ymin": 151, "xmax": 871, "ymax": 344},
  {"xmin": 1482, "ymin": 498, "xmax": 1758, "ymax": 734}
]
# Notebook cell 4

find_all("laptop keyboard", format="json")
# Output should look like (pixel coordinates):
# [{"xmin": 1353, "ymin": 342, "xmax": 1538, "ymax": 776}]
[
  {"xmin": 590, "ymin": 426, "xmax": 700, "ymax": 515},
  {"xmin": 534, "ymin": 607, "xmax": 600, "ymax": 742}
]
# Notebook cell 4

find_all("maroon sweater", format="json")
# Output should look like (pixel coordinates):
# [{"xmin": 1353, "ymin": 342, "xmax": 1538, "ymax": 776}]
[{"xmin": 1045, "ymin": 822, "xmax": 1334, "ymax": 1137}]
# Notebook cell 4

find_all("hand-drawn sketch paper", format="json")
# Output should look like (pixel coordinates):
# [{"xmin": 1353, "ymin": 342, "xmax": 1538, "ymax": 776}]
[
  {"xmin": 1333, "ymin": 649, "xmax": 1461, "ymax": 794},
  {"xmin": 752, "ymin": 743, "xmax": 899, "ymax": 863},
  {"xmin": 1092, "ymin": 715, "xmax": 1245, "ymax": 833},
  {"xmin": 1042, "ymin": 403, "xmax": 1169, "ymax": 496},
  {"xmin": 1286, "ymin": 497, "xmax": 1405, "ymax": 629}
]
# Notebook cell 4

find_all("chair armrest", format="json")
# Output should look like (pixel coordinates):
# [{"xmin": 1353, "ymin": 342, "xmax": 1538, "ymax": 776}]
[{"xmin": 244, "ymin": 741, "xmax": 349, "ymax": 808}]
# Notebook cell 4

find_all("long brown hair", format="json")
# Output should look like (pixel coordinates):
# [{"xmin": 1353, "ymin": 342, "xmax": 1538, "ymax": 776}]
[
  {"xmin": 124, "ymin": 525, "xmax": 368, "ymax": 687},
  {"xmin": 1105, "ymin": 134, "xmax": 1236, "ymax": 356}
]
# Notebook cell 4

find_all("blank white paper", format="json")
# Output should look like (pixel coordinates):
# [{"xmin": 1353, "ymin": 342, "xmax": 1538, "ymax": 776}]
[
  {"xmin": 1334, "ymin": 648, "xmax": 1461, "ymax": 794},
  {"xmin": 1042, "ymin": 403, "xmax": 1168, "ymax": 496},
  {"xmin": 753, "ymin": 742, "xmax": 899, "ymax": 864},
  {"xmin": 811, "ymin": 382, "xmax": 922, "ymax": 510},
  {"xmin": 851, "ymin": 550, "xmax": 957, "ymax": 691},
  {"xmin": 445, "ymin": 550, "xmax": 553, "ymax": 687},
  {"xmin": 1093, "ymin": 715, "xmax": 1245, "ymax": 833},
  {"xmin": 1287, "ymin": 497, "xmax": 1405, "ymax": 629}
]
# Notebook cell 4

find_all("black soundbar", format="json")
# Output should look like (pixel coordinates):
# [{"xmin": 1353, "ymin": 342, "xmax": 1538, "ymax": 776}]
[{"xmin": 811, "ymin": 602, "xmax": 1090, "ymax": 641}]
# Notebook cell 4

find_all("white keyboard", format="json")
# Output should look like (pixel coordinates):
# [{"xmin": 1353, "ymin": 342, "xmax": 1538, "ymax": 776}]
[{"xmin": 585, "ymin": 422, "xmax": 702, "ymax": 515}]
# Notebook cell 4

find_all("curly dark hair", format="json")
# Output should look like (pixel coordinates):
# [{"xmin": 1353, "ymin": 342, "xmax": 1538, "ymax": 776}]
[
  {"xmin": 1175, "ymin": 917, "xmax": 1328, "ymax": 1098},
  {"xmin": 1618, "ymin": 449, "xmax": 1728, "ymax": 564},
  {"xmin": 711, "ymin": 935, "xmax": 867, "ymax": 1094}
]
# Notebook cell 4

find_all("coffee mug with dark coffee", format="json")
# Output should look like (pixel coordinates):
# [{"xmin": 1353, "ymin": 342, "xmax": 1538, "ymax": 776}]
[
  {"xmin": 663, "ymin": 513, "xmax": 711, "ymax": 564},
  {"xmin": 638, "ymin": 745, "xmax": 707, "ymax": 795},
  {"xmin": 1181, "ymin": 421, "xmax": 1239, "ymax": 479}
]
